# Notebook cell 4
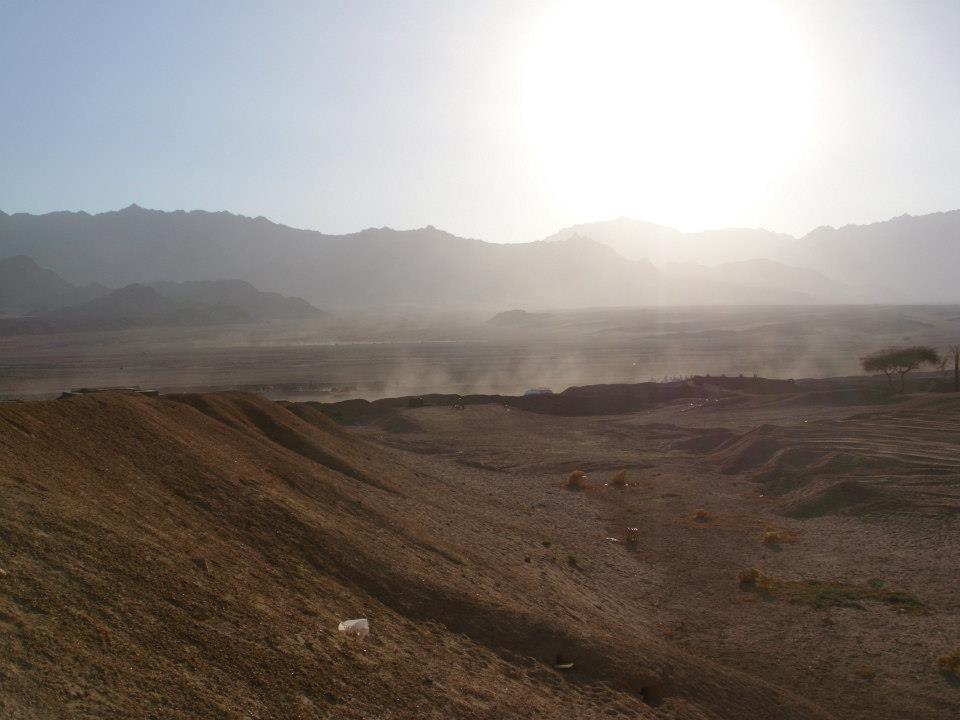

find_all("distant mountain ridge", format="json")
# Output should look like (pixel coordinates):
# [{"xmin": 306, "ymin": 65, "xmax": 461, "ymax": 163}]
[
  {"xmin": 0, "ymin": 255, "xmax": 108, "ymax": 316},
  {"xmin": 548, "ymin": 211, "xmax": 960, "ymax": 302},
  {"xmin": 3, "ymin": 204, "xmax": 958, "ymax": 306},
  {"xmin": 779, "ymin": 210, "xmax": 960, "ymax": 301},
  {"xmin": 543, "ymin": 218, "xmax": 795, "ymax": 266},
  {"xmin": 660, "ymin": 258, "xmax": 874, "ymax": 303},
  {"xmin": 0, "ymin": 255, "xmax": 324, "ymax": 332},
  {"xmin": 148, "ymin": 280, "xmax": 320, "ymax": 321},
  {"xmin": 0, "ymin": 206, "xmax": 817, "ymax": 308}
]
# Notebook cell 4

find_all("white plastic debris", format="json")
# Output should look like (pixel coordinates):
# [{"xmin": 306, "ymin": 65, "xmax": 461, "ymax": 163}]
[{"xmin": 338, "ymin": 618, "xmax": 370, "ymax": 638}]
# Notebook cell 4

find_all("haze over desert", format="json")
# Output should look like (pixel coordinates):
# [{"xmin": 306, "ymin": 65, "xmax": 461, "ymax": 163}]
[{"xmin": 3, "ymin": 1, "xmax": 960, "ymax": 718}]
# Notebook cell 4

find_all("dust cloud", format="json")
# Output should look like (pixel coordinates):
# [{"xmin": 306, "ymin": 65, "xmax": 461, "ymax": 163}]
[{"xmin": 4, "ymin": 305, "xmax": 958, "ymax": 401}]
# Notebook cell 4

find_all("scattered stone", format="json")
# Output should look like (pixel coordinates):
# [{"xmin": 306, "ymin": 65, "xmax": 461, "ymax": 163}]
[{"xmin": 338, "ymin": 618, "xmax": 370, "ymax": 638}]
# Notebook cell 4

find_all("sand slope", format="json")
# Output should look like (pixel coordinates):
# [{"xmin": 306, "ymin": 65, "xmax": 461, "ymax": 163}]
[
  {"xmin": 337, "ymin": 394, "xmax": 960, "ymax": 720},
  {"xmin": 0, "ymin": 392, "xmax": 834, "ymax": 719}
]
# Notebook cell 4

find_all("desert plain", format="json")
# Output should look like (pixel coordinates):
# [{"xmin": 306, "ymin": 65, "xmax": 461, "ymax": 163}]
[{"xmin": 1, "ymin": 305, "xmax": 959, "ymax": 719}]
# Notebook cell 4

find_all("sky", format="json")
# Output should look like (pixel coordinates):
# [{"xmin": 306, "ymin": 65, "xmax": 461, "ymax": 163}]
[{"xmin": 2, "ymin": 0, "xmax": 960, "ymax": 243}]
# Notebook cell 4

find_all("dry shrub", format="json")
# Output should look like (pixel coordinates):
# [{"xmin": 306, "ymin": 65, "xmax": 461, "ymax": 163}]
[
  {"xmin": 938, "ymin": 649, "xmax": 960, "ymax": 675},
  {"xmin": 624, "ymin": 527, "xmax": 641, "ymax": 544},
  {"xmin": 610, "ymin": 470, "xmax": 627, "ymax": 487},
  {"xmin": 693, "ymin": 508, "xmax": 710, "ymax": 522},
  {"xmin": 811, "ymin": 587, "xmax": 863, "ymax": 610},
  {"xmin": 784, "ymin": 580, "xmax": 925, "ymax": 613},
  {"xmin": 737, "ymin": 568, "xmax": 771, "ymax": 590},
  {"xmin": 566, "ymin": 470, "xmax": 587, "ymax": 489},
  {"xmin": 763, "ymin": 527, "xmax": 782, "ymax": 545}
]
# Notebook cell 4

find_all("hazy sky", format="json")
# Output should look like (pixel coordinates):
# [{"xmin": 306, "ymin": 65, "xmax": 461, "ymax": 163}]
[{"xmin": 2, "ymin": 0, "xmax": 960, "ymax": 242}]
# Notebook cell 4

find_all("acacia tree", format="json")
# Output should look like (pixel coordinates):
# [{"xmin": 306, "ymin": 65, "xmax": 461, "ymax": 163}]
[{"xmin": 861, "ymin": 346, "xmax": 940, "ymax": 392}]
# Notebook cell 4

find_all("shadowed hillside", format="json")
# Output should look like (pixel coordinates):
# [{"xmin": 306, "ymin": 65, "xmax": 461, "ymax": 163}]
[
  {"xmin": 0, "ymin": 256, "xmax": 108, "ymax": 316},
  {"xmin": 0, "ymin": 257, "xmax": 324, "ymax": 333}
]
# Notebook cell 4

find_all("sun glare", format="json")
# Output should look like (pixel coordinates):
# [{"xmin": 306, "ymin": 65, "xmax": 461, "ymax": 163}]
[{"xmin": 522, "ymin": 0, "xmax": 817, "ymax": 229}]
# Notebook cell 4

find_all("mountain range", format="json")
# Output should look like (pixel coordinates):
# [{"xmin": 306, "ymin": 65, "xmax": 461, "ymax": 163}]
[
  {"xmin": 542, "ymin": 218, "xmax": 796, "ymax": 266},
  {"xmin": 2, "ymin": 205, "xmax": 959, "ymax": 308},
  {"xmin": 546, "ymin": 213, "xmax": 960, "ymax": 301},
  {"xmin": 0, "ymin": 255, "xmax": 324, "ymax": 331},
  {"xmin": 0, "ymin": 254, "xmax": 109, "ymax": 315}
]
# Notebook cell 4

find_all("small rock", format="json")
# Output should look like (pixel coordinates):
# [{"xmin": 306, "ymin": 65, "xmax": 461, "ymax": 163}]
[{"xmin": 338, "ymin": 618, "xmax": 370, "ymax": 638}]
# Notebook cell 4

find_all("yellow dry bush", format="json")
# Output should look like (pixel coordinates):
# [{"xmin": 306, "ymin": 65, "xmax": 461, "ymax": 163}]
[
  {"xmin": 737, "ymin": 568, "xmax": 771, "ymax": 590},
  {"xmin": 610, "ymin": 470, "xmax": 627, "ymax": 486},
  {"xmin": 566, "ymin": 470, "xmax": 587, "ymax": 489},
  {"xmin": 763, "ymin": 527, "xmax": 782, "ymax": 545},
  {"xmin": 937, "ymin": 649, "xmax": 960, "ymax": 675}
]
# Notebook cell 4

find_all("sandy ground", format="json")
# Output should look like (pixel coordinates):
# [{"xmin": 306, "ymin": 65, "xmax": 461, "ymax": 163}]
[
  {"xmin": 351, "ymin": 392, "xmax": 960, "ymax": 719},
  {"xmin": 1, "ymin": 385, "xmax": 958, "ymax": 718}
]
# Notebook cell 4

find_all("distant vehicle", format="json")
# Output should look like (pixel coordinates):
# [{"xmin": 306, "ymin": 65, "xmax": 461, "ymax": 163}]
[{"xmin": 523, "ymin": 387, "xmax": 553, "ymax": 396}]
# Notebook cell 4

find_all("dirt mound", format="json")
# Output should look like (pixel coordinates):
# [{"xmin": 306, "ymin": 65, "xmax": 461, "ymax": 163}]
[
  {"xmin": 702, "ymin": 403, "xmax": 960, "ymax": 519},
  {"xmin": 306, "ymin": 379, "xmax": 799, "ymax": 424},
  {"xmin": 0, "ymin": 392, "xmax": 829, "ymax": 720},
  {"xmin": 371, "ymin": 411, "xmax": 423, "ymax": 434},
  {"xmin": 777, "ymin": 388, "xmax": 898, "ymax": 407},
  {"xmin": 748, "ymin": 447, "xmax": 833, "ymax": 486},
  {"xmin": 172, "ymin": 392, "xmax": 397, "ymax": 494},
  {"xmin": 782, "ymin": 479, "xmax": 887, "ymax": 518},
  {"xmin": 670, "ymin": 429, "xmax": 737, "ymax": 453},
  {"xmin": 713, "ymin": 433, "xmax": 784, "ymax": 474},
  {"xmin": 689, "ymin": 376, "xmax": 798, "ymax": 394}
]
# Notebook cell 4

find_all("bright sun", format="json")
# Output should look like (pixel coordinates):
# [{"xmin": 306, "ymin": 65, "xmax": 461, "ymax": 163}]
[{"xmin": 521, "ymin": 0, "xmax": 817, "ymax": 229}]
